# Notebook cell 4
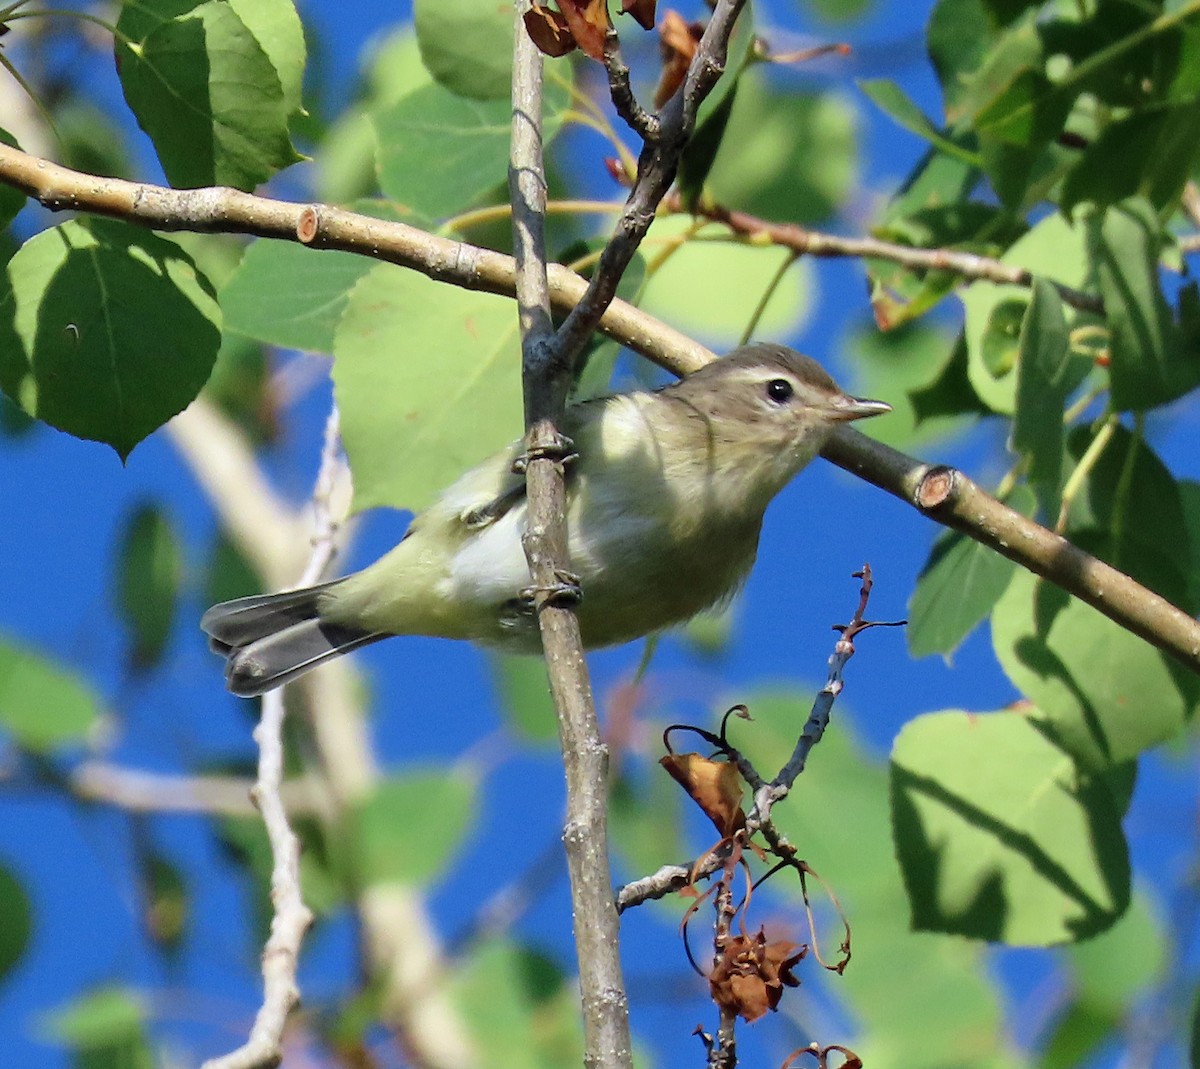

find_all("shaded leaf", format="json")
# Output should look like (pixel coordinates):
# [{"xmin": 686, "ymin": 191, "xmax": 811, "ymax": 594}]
[
  {"xmin": 115, "ymin": 0, "xmax": 303, "ymax": 189},
  {"xmin": 859, "ymin": 78, "xmax": 979, "ymax": 165},
  {"xmin": 114, "ymin": 505, "xmax": 182, "ymax": 672},
  {"xmin": 676, "ymin": 0, "xmax": 757, "ymax": 203},
  {"xmin": 415, "ymin": 0, "xmax": 514, "ymax": 100},
  {"xmin": 1011, "ymin": 278, "xmax": 1070, "ymax": 514},
  {"xmin": 908, "ymin": 484, "xmax": 1035, "ymax": 659},
  {"xmin": 1090, "ymin": 197, "xmax": 1200, "ymax": 410},
  {"xmin": 0, "ymin": 863, "xmax": 31, "ymax": 983},
  {"xmin": 992, "ymin": 567, "xmax": 1197, "ymax": 769},
  {"xmin": 0, "ymin": 218, "xmax": 220, "ymax": 458},
  {"xmin": 891, "ymin": 709, "xmax": 1130, "ymax": 945},
  {"xmin": 0, "ymin": 128, "xmax": 23, "ymax": 230}
]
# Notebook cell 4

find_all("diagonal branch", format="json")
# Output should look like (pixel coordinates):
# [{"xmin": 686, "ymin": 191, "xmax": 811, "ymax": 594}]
[{"xmin": 2, "ymin": 146, "xmax": 1198, "ymax": 675}]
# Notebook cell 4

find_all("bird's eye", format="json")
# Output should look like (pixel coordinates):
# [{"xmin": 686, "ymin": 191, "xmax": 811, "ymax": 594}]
[{"xmin": 766, "ymin": 378, "xmax": 793, "ymax": 404}]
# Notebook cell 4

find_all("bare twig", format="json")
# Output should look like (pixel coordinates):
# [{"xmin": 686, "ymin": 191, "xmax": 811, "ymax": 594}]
[
  {"xmin": 172, "ymin": 398, "xmax": 474, "ymax": 1067},
  {"xmin": 510, "ymin": 11, "xmax": 633, "ymax": 1068},
  {"xmin": 202, "ymin": 687, "xmax": 313, "ymax": 1069},
  {"xmin": 748, "ymin": 566, "xmax": 902, "ymax": 828},
  {"xmin": 663, "ymin": 193, "xmax": 1106, "ymax": 316},
  {"xmin": 603, "ymin": 25, "xmax": 659, "ymax": 140}
]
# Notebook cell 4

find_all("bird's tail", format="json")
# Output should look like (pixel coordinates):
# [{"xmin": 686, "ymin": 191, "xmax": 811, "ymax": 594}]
[{"xmin": 200, "ymin": 582, "xmax": 382, "ymax": 697}]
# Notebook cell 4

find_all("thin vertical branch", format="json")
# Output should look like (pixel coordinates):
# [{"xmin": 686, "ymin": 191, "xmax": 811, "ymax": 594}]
[
  {"xmin": 201, "ymin": 690, "xmax": 313, "ymax": 1069},
  {"xmin": 509, "ymin": 9, "xmax": 633, "ymax": 1069}
]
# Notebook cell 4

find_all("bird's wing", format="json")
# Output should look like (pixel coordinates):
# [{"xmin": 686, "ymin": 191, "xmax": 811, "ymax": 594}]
[{"xmin": 410, "ymin": 398, "xmax": 605, "ymax": 539}]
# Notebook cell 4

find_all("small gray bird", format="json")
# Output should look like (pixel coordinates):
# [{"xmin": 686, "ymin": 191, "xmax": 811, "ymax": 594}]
[{"xmin": 202, "ymin": 344, "xmax": 889, "ymax": 695}]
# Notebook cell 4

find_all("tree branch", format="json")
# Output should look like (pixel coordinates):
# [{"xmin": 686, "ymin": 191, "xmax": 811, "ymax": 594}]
[
  {"xmin": 0, "ymin": 142, "xmax": 712, "ymax": 376},
  {"xmin": 202, "ymin": 689, "xmax": 313, "ymax": 1069},
  {"xmin": 821, "ymin": 429, "xmax": 1200, "ymax": 676},
  {"xmin": 3, "ymin": 127, "xmax": 1197, "ymax": 686},
  {"xmin": 662, "ymin": 193, "xmax": 1106, "ymax": 316},
  {"xmin": 510, "ymin": 13, "xmax": 633, "ymax": 1069},
  {"xmin": 552, "ymin": 0, "xmax": 749, "ymax": 362}
]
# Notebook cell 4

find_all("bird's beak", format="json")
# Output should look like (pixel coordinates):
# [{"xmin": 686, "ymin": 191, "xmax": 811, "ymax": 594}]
[{"xmin": 827, "ymin": 394, "xmax": 892, "ymax": 422}]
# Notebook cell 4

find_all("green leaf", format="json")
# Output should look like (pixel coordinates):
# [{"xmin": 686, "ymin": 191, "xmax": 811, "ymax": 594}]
[
  {"xmin": 332, "ymin": 263, "xmax": 524, "ymax": 512},
  {"xmin": 891, "ymin": 709, "xmax": 1130, "ymax": 944},
  {"xmin": 1061, "ymin": 105, "xmax": 1200, "ymax": 215},
  {"xmin": 315, "ymin": 29, "xmax": 434, "ymax": 204},
  {"xmin": 451, "ymin": 941, "xmax": 583, "ymax": 1069},
  {"xmin": 707, "ymin": 70, "xmax": 858, "ymax": 225},
  {"xmin": 845, "ymin": 319, "xmax": 967, "ymax": 450},
  {"xmin": 1011, "ymin": 278, "xmax": 1070, "ymax": 514},
  {"xmin": 1062, "ymin": 424, "xmax": 1193, "ymax": 609},
  {"xmin": 961, "ymin": 212, "xmax": 1093, "ymax": 414},
  {"xmin": 115, "ymin": 0, "xmax": 304, "ymax": 189},
  {"xmin": 927, "ymin": 0, "xmax": 1000, "ymax": 123},
  {"xmin": 414, "ymin": 0, "xmax": 512, "ymax": 101},
  {"xmin": 226, "ymin": 0, "xmax": 307, "ymax": 118},
  {"xmin": 859, "ymin": 78, "xmax": 980, "ymax": 165},
  {"xmin": 0, "ymin": 638, "xmax": 103, "ymax": 752},
  {"xmin": 0, "ymin": 218, "xmax": 221, "ymax": 458},
  {"xmin": 352, "ymin": 768, "xmax": 475, "ymax": 887},
  {"xmin": 42, "ymin": 987, "xmax": 150, "ymax": 1066},
  {"xmin": 639, "ymin": 215, "xmax": 812, "ymax": 346},
  {"xmin": 221, "ymin": 241, "xmax": 374, "ymax": 354},
  {"xmin": 677, "ymin": 0, "xmax": 757, "ymax": 204},
  {"xmin": 1091, "ymin": 196, "xmax": 1200, "ymax": 410},
  {"xmin": 374, "ymin": 75, "xmax": 570, "ymax": 220},
  {"xmin": 140, "ymin": 851, "xmax": 189, "ymax": 953},
  {"xmin": 0, "ymin": 128, "xmax": 23, "ymax": 230},
  {"xmin": 733, "ymin": 693, "xmax": 1011, "ymax": 1068},
  {"xmin": 992, "ymin": 567, "xmax": 1197, "ymax": 769},
  {"xmin": 908, "ymin": 484, "xmax": 1035, "ymax": 659},
  {"xmin": 0, "ymin": 863, "xmax": 32, "ymax": 983},
  {"xmin": 114, "ymin": 504, "xmax": 182, "ymax": 671},
  {"xmin": 489, "ymin": 654, "xmax": 557, "ymax": 744}
]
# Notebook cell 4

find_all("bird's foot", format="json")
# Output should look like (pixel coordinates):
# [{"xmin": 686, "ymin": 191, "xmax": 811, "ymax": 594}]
[
  {"xmin": 519, "ymin": 569, "xmax": 583, "ymax": 609},
  {"xmin": 512, "ymin": 430, "xmax": 577, "ymax": 475}
]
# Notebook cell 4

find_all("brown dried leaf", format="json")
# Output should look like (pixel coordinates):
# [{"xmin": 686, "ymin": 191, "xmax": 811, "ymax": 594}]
[
  {"xmin": 709, "ymin": 930, "xmax": 805, "ymax": 1023},
  {"xmin": 524, "ymin": 5, "xmax": 578, "ymax": 58},
  {"xmin": 558, "ymin": 0, "xmax": 611, "ymax": 62},
  {"xmin": 621, "ymin": 0, "xmax": 657, "ymax": 31},
  {"xmin": 655, "ymin": 10, "xmax": 703, "ymax": 108},
  {"xmin": 659, "ymin": 752, "xmax": 745, "ymax": 836}
]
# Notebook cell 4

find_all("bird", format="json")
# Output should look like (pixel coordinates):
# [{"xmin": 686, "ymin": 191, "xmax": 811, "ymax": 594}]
[{"xmin": 201, "ymin": 343, "xmax": 889, "ymax": 696}]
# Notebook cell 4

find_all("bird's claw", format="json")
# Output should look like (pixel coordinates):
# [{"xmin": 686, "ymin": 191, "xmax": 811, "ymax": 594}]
[
  {"xmin": 512, "ymin": 431, "xmax": 577, "ymax": 475},
  {"xmin": 519, "ymin": 569, "xmax": 583, "ymax": 609}
]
